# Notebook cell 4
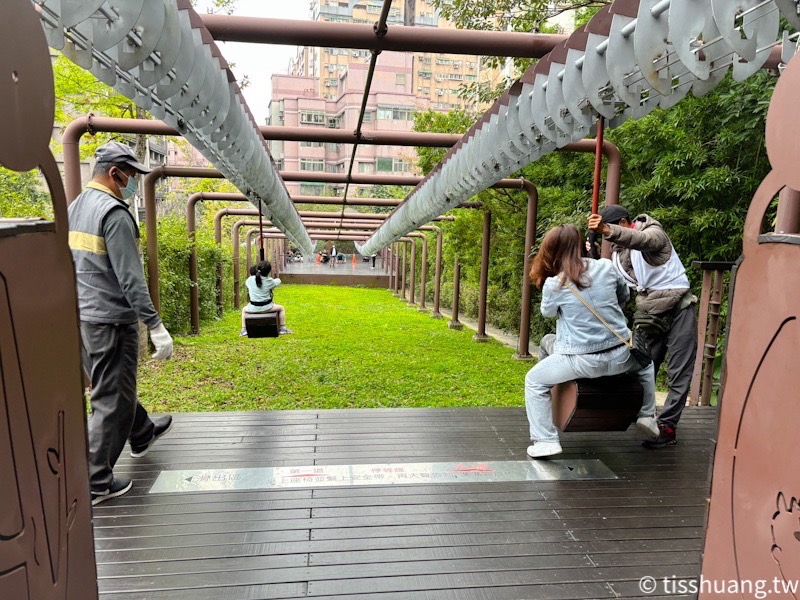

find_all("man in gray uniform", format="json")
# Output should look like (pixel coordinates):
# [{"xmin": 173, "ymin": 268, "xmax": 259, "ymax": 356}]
[
  {"xmin": 589, "ymin": 205, "xmax": 697, "ymax": 449},
  {"xmin": 68, "ymin": 141, "xmax": 174, "ymax": 505}
]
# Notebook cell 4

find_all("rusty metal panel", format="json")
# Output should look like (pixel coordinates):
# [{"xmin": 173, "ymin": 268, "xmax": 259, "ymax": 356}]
[
  {"xmin": 0, "ymin": 1, "xmax": 97, "ymax": 599},
  {"xmin": 700, "ymin": 54, "xmax": 800, "ymax": 595}
]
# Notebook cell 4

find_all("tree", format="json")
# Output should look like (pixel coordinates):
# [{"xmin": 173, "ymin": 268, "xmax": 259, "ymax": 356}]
[{"xmin": 0, "ymin": 167, "xmax": 54, "ymax": 219}]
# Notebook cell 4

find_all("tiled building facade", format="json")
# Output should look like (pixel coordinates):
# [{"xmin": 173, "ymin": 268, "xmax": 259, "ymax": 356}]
[{"xmin": 271, "ymin": 0, "xmax": 499, "ymax": 196}]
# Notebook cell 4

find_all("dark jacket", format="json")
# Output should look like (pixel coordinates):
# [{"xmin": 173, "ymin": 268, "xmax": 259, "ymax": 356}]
[{"xmin": 605, "ymin": 214, "xmax": 689, "ymax": 315}]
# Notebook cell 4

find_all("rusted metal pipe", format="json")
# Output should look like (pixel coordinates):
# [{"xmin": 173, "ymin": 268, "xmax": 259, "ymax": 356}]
[
  {"xmin": 188, "ymin": 193, "xmax": 253, "ymax": 332},
  {"xmin": 388, "ymin": 245, "xmax": 395, "ymax": 291},
  {"xmin": 591, "ymin": 117, "xmax": 605, "ymax": 215},
  {"xmin": 515, "ymin": 180, "xmax": 539, "ymax": 360},
  {"xmin": 201, "ymin": 14, "xmax": 566, "ymax": 58},
  {"xmin": 474, "ymin": 211, "xmax": 492, "ymax": 342},
  {"xmin": 143, "ymin": 166, "xmax": 225, "ymax": 311},
  {"xmin": 418, "ymin": 233, "xmax": 429, "ymax": 312},
  {"xmin": 400, "ymin": 242, "xmax": 407, "ymax": 300},
  {"xmin": 775, "ymin": 187, "xmax": 800, "ymax": 234},
  {"xmin": 431, "ymin": 230, "xmax": 444, "ymax": 319},
  {"xmin": 448, "ymin": 258, "xmax": 463, "ymax": 330},
  {"xmin": 408, "ymin": 238, "xmax": 417, "ymax": 306}
]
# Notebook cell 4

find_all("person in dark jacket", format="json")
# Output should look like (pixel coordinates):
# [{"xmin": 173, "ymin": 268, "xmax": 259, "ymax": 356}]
[
  {"xmin": 68, "ymin": 141, "xmax": 174, "ymax": 505},
  {"xmin": 589, "ymin": 205, "xmax": 698, "ymax": 448}
]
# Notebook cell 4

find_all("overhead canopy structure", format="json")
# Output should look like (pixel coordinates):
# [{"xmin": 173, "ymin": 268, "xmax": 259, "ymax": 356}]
[
  {"xmin": 38, "ymin": 0, "xmax": 313, "ymax": 256},
  {"xmin": 356, "ymin": 0, "xmax": 800, "ymax": 256}
]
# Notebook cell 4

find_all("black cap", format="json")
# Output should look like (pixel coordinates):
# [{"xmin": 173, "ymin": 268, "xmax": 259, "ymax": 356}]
[
  {"xmin": 94, "ymin": 141, "xmax": 151, "ymax": 174},
  {"xmin": 599, "ymin": 205, "xmax": 630, "ymax": 225}
]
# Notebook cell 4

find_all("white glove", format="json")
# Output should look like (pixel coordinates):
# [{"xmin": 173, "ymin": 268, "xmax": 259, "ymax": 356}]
[{"xmin": 149, "ymin": 323, "xmax": 173, "ymax": 360}]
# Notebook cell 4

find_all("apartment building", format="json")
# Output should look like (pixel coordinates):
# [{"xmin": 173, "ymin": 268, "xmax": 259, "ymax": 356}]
[
  {"xmin": 271, "ymin": 52, "xmax": 420, "ymax": 197},
  {"xmin": 274, "ymin": 0, "xmax": 499, "ymax": 196}
]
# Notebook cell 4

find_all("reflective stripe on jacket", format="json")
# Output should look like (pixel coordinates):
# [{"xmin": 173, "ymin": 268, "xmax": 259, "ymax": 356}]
[{"xmin": 68, "ymin": 184, "xmax": 159, "ymax": 327}]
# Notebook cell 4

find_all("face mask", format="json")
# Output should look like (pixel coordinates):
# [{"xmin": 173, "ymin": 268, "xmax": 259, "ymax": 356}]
[{"xmin": 116, "ymin": 170, "xmax": 138, "ymax": 200}]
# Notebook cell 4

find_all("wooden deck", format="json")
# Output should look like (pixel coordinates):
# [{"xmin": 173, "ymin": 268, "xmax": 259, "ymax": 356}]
[{"xmin": 95, "ymin": 407, "xmax": 715, "ymax": 599}]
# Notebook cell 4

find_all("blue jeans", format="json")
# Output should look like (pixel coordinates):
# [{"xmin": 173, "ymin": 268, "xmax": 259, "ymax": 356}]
[{"xmin": 525, "ymin": 334, "xmax": 657, "ymax": 442}]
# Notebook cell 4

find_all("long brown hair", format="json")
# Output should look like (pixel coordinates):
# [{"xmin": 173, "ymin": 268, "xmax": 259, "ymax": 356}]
[{"xmin": 530, "ymin": 224, "xmax": 589, "ymax": 290}]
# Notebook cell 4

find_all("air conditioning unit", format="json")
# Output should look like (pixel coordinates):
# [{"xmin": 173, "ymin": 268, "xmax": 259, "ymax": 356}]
[
  {"xmin": 327, "ymin": 118, "xmax": 337, "ymax": 128},
  {"xmin": 436, "ymin": 89, "xmax": 444, "ymax": 96}
]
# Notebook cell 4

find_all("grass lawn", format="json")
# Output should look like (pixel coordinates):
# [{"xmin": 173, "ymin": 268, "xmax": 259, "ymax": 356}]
[{"xmin": 138, "ymin": 284, "xmax": 533, "ymax": 412}]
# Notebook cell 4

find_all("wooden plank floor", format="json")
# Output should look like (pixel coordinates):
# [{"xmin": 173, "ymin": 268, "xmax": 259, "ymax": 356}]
[{"xmin": 95, "ymin": 406, "xmax": 716, "ymax": 599}]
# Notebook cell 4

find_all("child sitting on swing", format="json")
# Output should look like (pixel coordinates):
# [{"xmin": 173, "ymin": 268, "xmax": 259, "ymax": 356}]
[{"xmin": 240, "ymin": 261, "xmax": 293, "ymax": 336}]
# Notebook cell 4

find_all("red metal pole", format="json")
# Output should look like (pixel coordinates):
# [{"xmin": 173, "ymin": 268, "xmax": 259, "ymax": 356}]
[
  {"xmin": 400, "ymin": 242, "xmax": 407, "ymax": 300},
  {"xmin": 418, "ymin": 233, "xmax": 429, "ymax": 311},
  {"xmin": 474, "ymin": 211, "xmax": 492, "ymax": 342},
  {"xmin": 591, "ymin": 116, "xmax": 605, "ymax": 215},
  {"xmin": 408, "ymin": 239, "xmax": 417, "ymax": 306},
  {"xmin": 432, "ymin": 231, "xmax": 443, "ymax": 319},
  {"xmin": 515, "ymin": 181, "xmax": 538, "ymax": 359},
  {"xmin": 201, "ymin": 13, "xmax": 566, "ymax": 58},
  {"xmin": 448, "ymin": 258, "xmax": 463, "ymax": 330}
]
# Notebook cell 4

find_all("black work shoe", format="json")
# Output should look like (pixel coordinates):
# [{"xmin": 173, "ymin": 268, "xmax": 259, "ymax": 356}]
[
  {"xmin": 91, "ymin": 476, "xmax": 133, "ymax": 506},
  {"xmin": 130, "ymin": 415, "xmax": 173, "ymax": 458},
  {"xmin": 642, "ymin": 423, "xmax": 677, "ymax": 449}
]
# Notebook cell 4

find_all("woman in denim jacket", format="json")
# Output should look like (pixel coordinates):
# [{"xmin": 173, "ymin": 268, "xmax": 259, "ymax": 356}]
[{"xmin": 525, "ymin": 224, "xmax": 658, "ymax": 458}]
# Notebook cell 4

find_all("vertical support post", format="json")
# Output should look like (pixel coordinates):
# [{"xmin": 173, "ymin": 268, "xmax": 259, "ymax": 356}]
[
  {"xmin": 408, "ymin": 239, "xmax": 417, "ymax": 306},
  {"xmin": 418, "ymin": 234, "xmax": 428, "ymax": 311},
  {"xmin": 775, "ymin": 187, "xmax": 800, "ymax": 234},
  {"xmin": 431, "ymin": 230, "xmax": 443, "ymax": 318},
  {"xmin": 388, "ymin": 246, "xmax": 394, "ymax": 290},
  {"xmin": 689, "ymin": 269, "xmax": 713, "ymax": 406},
  {"xmin": 142, "ymin": 169, "xmax": 163, "ymax": 312},
  {"xmin": 700, "ymin": 271, "xmax": 725, "ymax": 406},
  {"xmin": 187, "ymin": 194, "xmax": 201, "ymax": 335},
  {"xmin": 232, "ymin": 221, "xmax": 243, "ymax": 309},
  {"xmin": 246, "ymin": 230, "xmax": 254, "ymax": 273},
  {"xmin": 474, "ymin": 211, "xmax": 491, "ymax": 342},
  {"xmin": 214, "ymin": 213, "xmax": 225, "ymax": 317},
  {"xmin": 448, "ymin": 258, "xmax": 463, "ymax": 330},
  {"xmin": 400, "ymin": 242, "xmax": 407, "ymax": 300},
  {"xmin": 515, "ymin": 182, "xmax": 538, "ymax": 359}
]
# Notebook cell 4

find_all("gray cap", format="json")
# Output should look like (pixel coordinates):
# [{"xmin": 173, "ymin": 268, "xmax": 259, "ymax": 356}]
[
  {"xmin": 599, "ymin": 204, "xmax": 630, "ymax": 225},
  {"xmin": 94, "ymin": 141, "xmax": 151, "ymax": 174}
]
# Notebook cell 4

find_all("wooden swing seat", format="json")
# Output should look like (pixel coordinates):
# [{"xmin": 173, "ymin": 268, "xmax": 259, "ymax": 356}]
[
  {"xmin": 551, "ymin": 374, "xmax": 644, "ymax": 432},
  {"xmin": 244, "ymin": 311, "xmax": 279, "ymax": 338}
]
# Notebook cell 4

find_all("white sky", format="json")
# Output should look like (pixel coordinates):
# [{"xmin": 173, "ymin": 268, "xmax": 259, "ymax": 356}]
[{"xmin": 198, "ymin": 1, "xmax": 313, "ymax": 123}]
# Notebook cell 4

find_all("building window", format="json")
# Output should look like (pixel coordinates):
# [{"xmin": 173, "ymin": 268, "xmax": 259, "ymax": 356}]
[
  {"xmin": 325, "ymin": 143, "xmax": 339, "ymax": 152},
  {"xmin": 362, "ymin": 111, "xmax": 374, "ymax": 123},
  {"xmin": 300, "ymin": 111, "xmax": 326, "ymax": 125},
  {"xmin": 396, "ymin": 73, "xmax": 406, "ymax": 85},
  {"xmin": 376, "ymin": 158, "xmax": 410, "ymax": 173},
  {"xmin": 377, "ymin": 105, "xmax": 414, "ymax": 121},
  {"xmin": 300, "ymin": 159, "xmax": 324, "ymax": 172},
  {"xmin": 435, "ymin": 57, "xmax": 451, "ymax": 65},
  {"xmin": 300, "ymin": 141, "xmax": 324, "ymax": 148},
  {"xmin": 300, "ymin": 183, "xmax": 324, "ymax": 196},
  {"xmin": 358, "ymin": 162, "xmax": 374, "ymax": 174},
  {"xmin": 418, "ymin": 70, "xmax": 432, "ymax": 79}
]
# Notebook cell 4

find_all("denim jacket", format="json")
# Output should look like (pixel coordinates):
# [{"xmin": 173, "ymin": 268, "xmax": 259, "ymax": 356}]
[{"xmin": 541, "ymin": 258, "xmax": 631, "ymax": 355}]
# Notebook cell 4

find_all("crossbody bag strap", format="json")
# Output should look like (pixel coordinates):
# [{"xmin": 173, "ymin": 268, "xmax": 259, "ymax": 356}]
[{"xmin": 562, "ymin": 278, "xmax": 632, "ymax": 348}]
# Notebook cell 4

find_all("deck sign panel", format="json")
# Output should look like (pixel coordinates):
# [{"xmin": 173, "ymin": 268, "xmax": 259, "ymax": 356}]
[{"xmin": 148, "ymin": 459, "xmax": 618, "ymax": 494}]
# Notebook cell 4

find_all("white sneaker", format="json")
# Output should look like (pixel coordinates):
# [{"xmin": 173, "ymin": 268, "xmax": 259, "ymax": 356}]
[
  {"xmin": 527, "ymin": 441, "xmax": 563, "ymax": 459},
  {"xmin": 636, "ymin": 416, "xmax": 660, "ymax": 440}
]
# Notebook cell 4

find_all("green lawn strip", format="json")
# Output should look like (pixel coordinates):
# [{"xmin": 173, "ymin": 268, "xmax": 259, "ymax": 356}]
[{"xmin": 138, "ymin": 284, "xmax": 532, "ymax": 412}]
